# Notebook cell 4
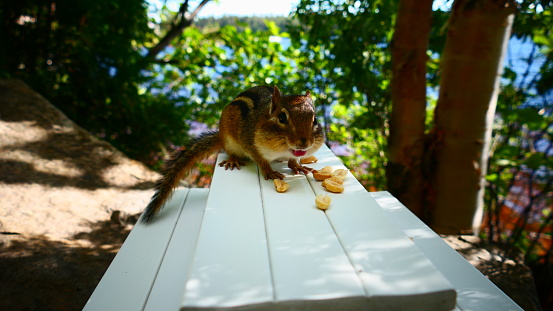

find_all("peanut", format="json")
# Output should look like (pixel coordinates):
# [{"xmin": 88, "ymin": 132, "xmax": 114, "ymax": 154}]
[
  {"xmin": 313, "ymin": 170, "xmax": 332, "ymax": 181},
  {"xmin": 300, "ymin": 155, "xmax": 318, "ymax": 164},
  {"xmin": 332, "ymin": 169, "xmax": 349, "ymax": 180},
  {"xmin": 273, "ymin": 179, "xmax": 290, "ymax": 193},
  {"xmin": 326, "ymin": 175, "xmax": 344, "ymax": 185},
  {"xmin": 322, "ymin": 178, "xmax": 344, "ymax": 193},
  {"xmin": 315, "ymin": 194, "xmax": 332, "ymax": 210}
]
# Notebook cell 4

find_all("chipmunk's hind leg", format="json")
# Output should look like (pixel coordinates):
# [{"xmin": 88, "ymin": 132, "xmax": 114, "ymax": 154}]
[{"xmin": 219, "ymin": 155, "xmax": 246, "ymax": 170}]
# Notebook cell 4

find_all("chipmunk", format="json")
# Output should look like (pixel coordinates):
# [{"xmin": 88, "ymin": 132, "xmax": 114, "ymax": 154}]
[{"xmin": 142, "ymin": 85, "xmax": 325, "ymax": 223}]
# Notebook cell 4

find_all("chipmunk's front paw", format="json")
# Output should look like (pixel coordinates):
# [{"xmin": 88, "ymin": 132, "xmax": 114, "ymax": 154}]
[
  {"xmin": 264, "ymin": 171, "xmax": 285, "ymax": 180},
  {"xmin": 294, "ymin": 165, "xmax": 313, "ymax": 175},
  {"xmin": 288, "ymin": 159, "xmax": 312, "ymax": 175}
]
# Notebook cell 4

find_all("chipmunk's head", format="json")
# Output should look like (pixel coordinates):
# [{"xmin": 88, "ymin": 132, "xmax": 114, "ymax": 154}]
[{"xmin": 269, "ymin": 86, "xmax": 325, "ymax": 158}]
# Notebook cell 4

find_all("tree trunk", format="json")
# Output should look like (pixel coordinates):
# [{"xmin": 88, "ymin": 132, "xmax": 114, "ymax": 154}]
[
  {"xmin": 387, "ymin": 0, "xmax": 434, "ymax": 219},
  {"xmin": 430, "ymin": 0, "xmax": 515, "ymax": 234}
]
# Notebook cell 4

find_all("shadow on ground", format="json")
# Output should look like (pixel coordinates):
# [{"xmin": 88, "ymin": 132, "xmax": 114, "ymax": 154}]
[{"xmin": 0, "ymin": 212, "xmax": 138, "ymax": 311}]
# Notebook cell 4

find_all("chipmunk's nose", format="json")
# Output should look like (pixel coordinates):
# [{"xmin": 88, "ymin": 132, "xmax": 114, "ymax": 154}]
[{"xmin": 296, "ymin": 138, "xmax": 310, "ymax": 150}]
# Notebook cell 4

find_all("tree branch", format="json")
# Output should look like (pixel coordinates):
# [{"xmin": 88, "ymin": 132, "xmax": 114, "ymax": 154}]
[
  {"xmin": 146, "ymin": 0, "xmax": 211, "ymax": 60},
  {"xmin": 189, "ymin": 0, "xmax": 210, "ymax": 20}
]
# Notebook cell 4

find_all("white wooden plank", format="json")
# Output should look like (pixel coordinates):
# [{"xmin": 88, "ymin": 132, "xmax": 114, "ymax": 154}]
[
  {"xmin": 181, "ymin": 153, "xmax": 274, "ymax": 310},
  {"xmin": 307, "ymin": 146, "xmax": 456, "ymax": 310},
  {"xmin": 371, "ymin": 191, "xmax": 523, "ymax": 311},
  {"xmin": 83, "ymin": 188, "xmax": 190, "ymax": 311},
  {"xmin": 144, "ymin": 188, "xmax": 209, "ymax": 311},
  {"xmin": 259, "ymin": 161, "xmax": 366, "ymax": 308}
]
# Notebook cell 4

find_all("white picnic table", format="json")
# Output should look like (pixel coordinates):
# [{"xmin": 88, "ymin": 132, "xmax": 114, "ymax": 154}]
[{"xmin": 83, "ymin": 145, "xmax": 523, "ymax": 311}]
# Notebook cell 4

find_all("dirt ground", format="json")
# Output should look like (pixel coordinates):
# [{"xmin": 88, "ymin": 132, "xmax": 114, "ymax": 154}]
[
  {"xmin": 0, "ymin": 79, "xmax": 158, "ymax": 311},
  {"xmin": 0, "ymin": 79, "xmax": 543, "ymax": 311}
]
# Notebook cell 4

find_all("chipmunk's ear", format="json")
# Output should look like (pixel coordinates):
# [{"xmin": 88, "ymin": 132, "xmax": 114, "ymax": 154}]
[
  {"xmin": 270, "ymin": 86, "xmax": 282, "ymax": 115},
  {"xmin": 306, "ymin": 90, "xmax": 311, "ymax": 97}
]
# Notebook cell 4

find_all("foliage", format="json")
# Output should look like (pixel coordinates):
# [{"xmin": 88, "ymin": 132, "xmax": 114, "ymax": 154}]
[
  {"xmin": 0, "ymin": 0, "xmax": 316, "ymax": 166},
  {"xmin": 143, "ymin": 17, "xmax": 312, "ymax": 128},
  {"xmin": 483, "ymin": 2, "xmax": 553, "ymax": 267},
  {"xmin": 288, "ymin": 0, "xmax": 399, "ymax": 190},
  {"xmin": 476, "ymin": 3, "xmax": 553, "ymax": 306},
  {"xmin": 195, "ymin": 16, "xmax": 290, "ymax": 32},
  {"xmin": 0, "ymin": 0, "xmax": 162, "ymax": 161},
  {"xmin": 288, "ymin": 1, "xmax": 451, "ymax": 191}
]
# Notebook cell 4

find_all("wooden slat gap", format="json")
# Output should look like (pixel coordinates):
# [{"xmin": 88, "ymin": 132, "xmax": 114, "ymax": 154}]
[
  {"xmin": 142, "ymin": 188, "xmax": 193, "ymax": 310},
  {"xmin": 304, "ymin": 165, "xmax": 371, "ymax": 299},
  {"xmin": 257, "ymin": 165, "xmax": 279, "ymax": 304}
]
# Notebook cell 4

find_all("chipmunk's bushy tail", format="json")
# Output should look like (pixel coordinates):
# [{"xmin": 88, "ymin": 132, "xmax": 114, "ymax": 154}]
[{"xmin": 142, "ymin": 131, "xmax": 221, "ymax": 223}]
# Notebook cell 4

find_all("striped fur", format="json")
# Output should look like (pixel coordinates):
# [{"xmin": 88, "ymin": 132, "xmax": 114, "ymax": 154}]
[
  {"xmin": 142, "ymin": 131, "xmax": 221, "ymax": 223},
  {"xmin": 142, "ymin": 85, "xmax": 324, "ymax": 223}
]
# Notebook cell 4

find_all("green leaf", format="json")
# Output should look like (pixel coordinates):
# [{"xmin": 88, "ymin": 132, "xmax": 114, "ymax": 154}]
[
  {"xmin": 502, "ymin": 67, "xmax": 517, "ymax": 82},
  {"xmin": 494, "ymin": 159, "xmax": 516, "ymax": 167},
  {"xmin": 524, "ymin": 152, "xmax": 545, "ymax": 170},
  {"xmin": 486, "ymin": 173, "xmax": 498, "ymax": 182},
  {"xmin": 265, "ymin": 21, "xmax": 280, "ymax": 36},
  {"xmin": 517, "ymin": 108, "xmax": 546, "ymax": 131}
]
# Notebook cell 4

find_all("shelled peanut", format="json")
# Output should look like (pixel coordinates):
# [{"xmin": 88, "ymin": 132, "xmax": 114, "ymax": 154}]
[
  {"xmin": 322, "ymin": 178, "xmax": 344, "ymax": 193},
  {"xmin": 313, "ymin": 166, "xmax": 349, "ymax": 193},
  {"xmin": 315, "ymin": 194, "xmax": 332, "ymax": 210},
  {"xmin": 273, "ymin": 179, "xmax": 289, "ymax": 193},
  {"xmin": 300, "ymin": 155, "xmax": 318, "ymax": 164},
  {"xmin": 312, "ymin": 166, "xmax": 334, "ymax": 181}
]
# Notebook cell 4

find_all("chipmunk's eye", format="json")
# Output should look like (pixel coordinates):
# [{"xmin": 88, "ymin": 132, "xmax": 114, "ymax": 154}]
[
  {"xmin": 313, "ymin": 117, "xmax": 319, "ymax": 126},
  {"xmin": 278, "ymin": 112, "xmax": 288, "ymax": 125}
]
